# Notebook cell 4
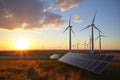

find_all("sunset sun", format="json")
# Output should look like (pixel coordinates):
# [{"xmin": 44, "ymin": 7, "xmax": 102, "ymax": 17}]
[{"xmin": 14, "ymin": 38, "xmax": 29, "ymax": 50}]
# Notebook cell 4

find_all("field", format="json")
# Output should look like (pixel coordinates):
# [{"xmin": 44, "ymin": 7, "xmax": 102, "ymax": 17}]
[{"xmin": 0, "ymin": 50, "xmax": 120, "ymax": 80}]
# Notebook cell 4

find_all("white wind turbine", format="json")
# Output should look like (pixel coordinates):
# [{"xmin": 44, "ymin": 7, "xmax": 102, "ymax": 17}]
[
  {"xmin": 63, "ymin": 15, "xmax": 75, "ymax": 53},
  {"xmin": 96, "ymin": 31, "xmax": 106, "ymax": 53},
  {"xmin": 81, "ymin": 12, "xmax": 102, "ymax": 54}
]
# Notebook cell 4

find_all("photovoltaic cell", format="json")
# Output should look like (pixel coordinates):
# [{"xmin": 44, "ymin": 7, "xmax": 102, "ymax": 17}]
[
  {"xmin": 96, "ymin": 55, "xmax": 105, "ymax": 60},
  {"xmin": 92, "ymin": 55, "xmax": 99, "ymax": 60},
  {"xmin": 81, "ymin": 60, "xmax": 90, "ymax": 68},
  {"xmin": 103, "ymin": 56, "xmax": 114, "ymax": 62},
  {"xmin": 59, "ymin": 52, "xmax": 114, "ymax": 75},
  {"xmin": 84, "ymin": 61, "xmax": 93, "ymax": 69},
  {"xmin": 87, "ymin": 61, "xmax": 99, "ymax": 70},
  {"xmin": 93, "ymin": 62, "xmax": 108, "ymax": 74},
  {"xmin": 79, "ymin": 60, "xmax": 87, "ymax": 67}
]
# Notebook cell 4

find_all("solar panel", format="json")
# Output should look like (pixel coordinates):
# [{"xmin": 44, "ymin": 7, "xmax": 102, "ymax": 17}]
[
  {"xmin": 87, "ymin": 61, "xmax": 100, "ymax": 70},
  {"xmin": 96, "ymin": 55, "xmax": 105, "ymax": 60},
  {"xmin": 59, "ymin": 52, "xmax": 115, "ymax": 75},
  {"xmin": 93, "ymin": 62, "xmax": 108, "ymax": 74},
  {"xmin": 103, "ymin": 56, "xmax": 114, "ymax": 62},
  {"xmin": 50, "ymin": 54, "xmax": 61, "ymax": 59}
]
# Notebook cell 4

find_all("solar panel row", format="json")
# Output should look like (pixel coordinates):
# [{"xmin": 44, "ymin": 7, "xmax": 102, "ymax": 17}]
[{"xmin": 59, "ymin": 53, "xmax": 114, "ymax": 75}]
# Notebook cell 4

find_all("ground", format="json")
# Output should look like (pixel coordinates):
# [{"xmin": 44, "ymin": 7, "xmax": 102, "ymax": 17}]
[{"xmin": 0, "ymin": 50, "xmax": 120, "ymax": 80}]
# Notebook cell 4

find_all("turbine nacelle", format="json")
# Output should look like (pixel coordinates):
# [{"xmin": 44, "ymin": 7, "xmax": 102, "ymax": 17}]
[{"xmin": 70, "ymin": 26, "xmax": 72, "ymax": 28}]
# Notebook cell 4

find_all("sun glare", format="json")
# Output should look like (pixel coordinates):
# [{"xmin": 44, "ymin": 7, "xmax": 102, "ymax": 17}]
[{"xmin": 14, "ymin": 38, "xmax": 29, "ymax": 50}]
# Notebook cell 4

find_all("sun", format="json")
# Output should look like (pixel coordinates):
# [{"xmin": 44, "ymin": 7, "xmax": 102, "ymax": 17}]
[{"xmin": 14, "ymin": 38, "xmax": 29, "ymax": 50}]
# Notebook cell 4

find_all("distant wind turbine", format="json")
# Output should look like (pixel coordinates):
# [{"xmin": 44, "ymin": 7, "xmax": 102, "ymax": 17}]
[
  {"xmin": 81, "ymin": 41, "xmax": 87, "ymax": 53},
  {"xmin": 72, "ymin": 45, "xmax": 76, "ymax": 50},
  {"xmin": 88, "ymin": 35, "xmax": 92, "ymax": 52},
  {"xmin": 76, "ymin": 42, "xmax": 80, "ymax": 50},
  {"xmin": 63, "ymin": 15, "xmax": 75, "ymax": 53},
  {"xmin": 81, "ymin": 12, "xmax": 102, "ymax": 54},
  {"xmin": 96, "ymin": 31, "xmax": 106, "ymax": 53},
  {"xmin": 86, "ymin": 43, "xmax": 90, "ymax": 53}
]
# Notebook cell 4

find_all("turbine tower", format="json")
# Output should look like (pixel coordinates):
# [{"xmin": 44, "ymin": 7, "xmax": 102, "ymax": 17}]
[
  {"xmin": 81, "ymin": 12, "xmax": 102, "ymax": 54},
  {"xmin": 96, "ymin": 31, "xmax": 105, "ymax": 53},
  {"xmin": 88, "ymin": 35, "xmax": 92, "ymax": 52},
  {"xmin": 83, "ymin": 42, "xmax": 87, "ymax": 53},
  {"xmin": 76, "ymin": 42, "xmax": 80, "ymax": 50},
  {"xmin": 81, "ymin": 42, "xmax": 87, "ymax": 53},
  {"xmin": 63, "ymin": 15, "xmax": 75, "ymax": 53}
]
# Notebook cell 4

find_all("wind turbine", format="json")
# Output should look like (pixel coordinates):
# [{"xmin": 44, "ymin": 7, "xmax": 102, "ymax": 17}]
[
  {"xmin": 96, "ymin": 31, "xmax": 106, "ymax": 53},
  {"xmin": 76, "ymin": 42, "xmax": 80, "ymax": 50},
  {"xmin": 86, "ymin": 43, "xmax": 89, "ymax": 53},
  {"xmin": 88, "ymin": 35, "xmax": 92, "ymax": 52},
  {"xmin": 81, "ymin": 12, "xmax": 102, "ymax": 54},
  {"xmin": 72, "ymin": 45, "xmax": 76, "ymax": 50},
  {"xmin": 81, "ymin": 41, "xmax": 87, "ymax": 53},
  {"xmin": 63, "ymin": 15, "xmax": 75, "ymax": 53}
]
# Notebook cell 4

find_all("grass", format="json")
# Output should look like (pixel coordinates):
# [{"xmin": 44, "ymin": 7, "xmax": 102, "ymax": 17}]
[
  {"xmin": 0, "ymin": 50, "xmax": 120, "ymax": 80},
  {"xmin": 0, "ymin": 60, "xmax": 81, "ymax": 80}
]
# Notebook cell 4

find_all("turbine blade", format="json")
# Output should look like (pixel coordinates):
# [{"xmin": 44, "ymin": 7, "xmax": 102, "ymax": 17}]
[
  {"xmin": 95, "ymin": 36, "xmax": 100, "ymax": 41},
  {"xmin": 63, "ymin": 13, "xmax": 72, "ymax": 33},
  {"xmin": 63, "ymin": 26, "xmax": 69, "ymax": 33},
  {"xmin": 71, "ymin": 29, "xmax": 76, "ymax": 36},
  {"xmin": 92, "ymin": 11, "xmax": 97, "ymax": 24},
  {"xmin": 94, "ymin": 25, "xmax": 103, "ymax": 33},
  {"xmin": 69, "ymin": 14, "xmax": 71, "ymax": 26},
  {"xmin": 100, "ymin": 35, "xmax": 106, "ymax": 37},
  {"xmin": 80, "ymin": 25, "xmax": 91, "ymax": 31}
]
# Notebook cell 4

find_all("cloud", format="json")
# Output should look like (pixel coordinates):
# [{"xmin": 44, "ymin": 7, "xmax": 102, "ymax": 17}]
[
  {"xmin": 0, "ymin": 0, "xmax": 64, "ymax": 30},
  {"xmin": 42, "ymin": 11, "xmax": 64, "ymax": 28},
  {"xmin": 54, "ymin": 0, "xmax": 84, "ymax": 12},
  {"xmin": 73, "ymin": 15, "xmax": 83, "ymax": 23}
]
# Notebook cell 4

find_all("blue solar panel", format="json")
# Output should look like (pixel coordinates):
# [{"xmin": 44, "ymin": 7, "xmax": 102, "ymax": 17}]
[
  {"xmin": 93, "ymin": 62, "xmax": 108, "ymax": 74},
  {"xmin": 84, "ymin": 60, "xmax": 93, "ymax": 69},
  {"xmin": 59, "ymin": 52, "xmax": 114, "ymax": 75},
  {"xmin": 92, "ymin": 55, "xmax": 99, "ymax": 60},
  {"xmin": 96, "ymin": 55, "xmax": 105, "ymax": 60},
  {"xmin": 81, "ymin": 60, "xmax": 90, "ymax": 68},
  {"xmin": 78, "ymin": 60, "xmax": 87, "ymax": 67},
  {"xmin": 87, "ymin": 61, "xmax": 99, "ymax": 70},
  {"xmin": 103, "ymin": 56, "xmax": 114, "ymax": 62},
  {"xmin": 87, "ymin": 54, "xmax": 94, "ymax": 59}
]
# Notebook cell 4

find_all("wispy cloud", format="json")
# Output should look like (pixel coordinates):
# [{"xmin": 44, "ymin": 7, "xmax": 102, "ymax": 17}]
[
  {"xmin": 0, "ymin": 0, "xmax": 64, "ymax": 30},
  {"xmin": 54, "ymin": 0, "xmax": 84, "ymax": 12},
  {"xmin": 73, "ymin": 15, "xmax": 83, "ymax": 23}
]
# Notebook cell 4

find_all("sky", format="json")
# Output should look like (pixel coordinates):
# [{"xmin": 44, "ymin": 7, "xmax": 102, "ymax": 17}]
[{"xmin": 0, "ymin": 0, "xmax": 120, "ymax": 50}]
